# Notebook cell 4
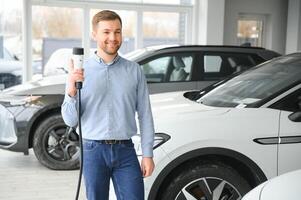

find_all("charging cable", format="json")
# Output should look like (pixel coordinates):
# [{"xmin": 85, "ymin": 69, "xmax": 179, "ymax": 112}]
[
  {"xmin": 72, "ymin": 47, "xmax": 84, "ymax": 200},
  {"xmin": 75, "ymin": 81, "xmax": 83, "ymax": 200}
]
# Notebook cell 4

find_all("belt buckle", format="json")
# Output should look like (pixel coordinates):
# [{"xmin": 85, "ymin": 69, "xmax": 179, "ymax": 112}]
[{"xmin": 105, "ymin": 140, "xmax": 117, "ymax": 144}]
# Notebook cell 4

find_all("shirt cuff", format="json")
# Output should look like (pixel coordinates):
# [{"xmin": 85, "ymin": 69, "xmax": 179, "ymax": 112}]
[
  {"xmin": 142, "ymin": 145, "xmax": 153, "ymax": 158},
  {"xmin": 64, "ymin": 93, "xmax": 77, "ymax": 104}
]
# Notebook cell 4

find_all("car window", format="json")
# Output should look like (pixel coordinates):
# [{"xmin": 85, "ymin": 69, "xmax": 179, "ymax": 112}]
[
  {"xmin": 197, "ymin": 54, "xmax": 301, "ymax": 108},
  {"xmin": 270, "ymin": 88, "xmax": 301, "ymax": 112},
  {"xmin": 141, "ymin": 56, "xmax": 170, "ymax": 83},
  {"xmin": 141, "ymin": 54, "xmax": 193, "ymax": 83},
  {"xmin": 204, "ymin": 56, "xmax": 222, "ymax": 72},
  {"xmin": 202, "ymin": 53, "xmax": 262, "ymax": 81}
]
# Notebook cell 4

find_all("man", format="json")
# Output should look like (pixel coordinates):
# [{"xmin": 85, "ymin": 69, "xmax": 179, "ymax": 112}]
[{"xmin": 61, "ymin": 10, "xmax": 155, "ymax": 200}]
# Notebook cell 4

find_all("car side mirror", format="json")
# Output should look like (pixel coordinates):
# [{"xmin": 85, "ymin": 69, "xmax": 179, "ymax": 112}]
[{"xmin": 288, "ymin": 111, "xmax": 301, "ymax": 122}]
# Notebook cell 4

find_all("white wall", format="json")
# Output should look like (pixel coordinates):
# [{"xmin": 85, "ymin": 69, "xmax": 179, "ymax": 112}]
[
  {"xmin": 223, "ymin": 0, "xmax": 288, "ymax": 54},
  {"xmin": 286, "ymin": 0, "xmax": 301, "ymax": 54},
  {"xmin": 196, "ymin": 0, "xmax": 225, "ymax": 45}
]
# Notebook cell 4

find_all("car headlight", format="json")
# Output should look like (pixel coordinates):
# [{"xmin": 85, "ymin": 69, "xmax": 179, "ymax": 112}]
[
  {"xmin": 9, "ymin": 95, "xmax": 42, "ymax": 106},
  {"xmin": 132, "ymin": 133, "xmax": 171, "ymax": 156}
]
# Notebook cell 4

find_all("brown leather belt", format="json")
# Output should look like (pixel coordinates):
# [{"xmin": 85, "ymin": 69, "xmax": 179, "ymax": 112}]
[{"xmin": 98, "ymin": 139, "xmax": 132, "ymax": 145}]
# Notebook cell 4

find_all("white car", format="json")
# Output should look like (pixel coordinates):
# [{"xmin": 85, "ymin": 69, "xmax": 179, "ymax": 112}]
[
  {"xmin": 138, "ymin": 52, "xmax": 301, "ymax": 199},
  {"xmin": 242, "ymin": 169, "xmax": 301, "ymax": 200}
]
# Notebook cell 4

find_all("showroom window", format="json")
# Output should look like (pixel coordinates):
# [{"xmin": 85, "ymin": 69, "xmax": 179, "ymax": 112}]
[
  {"xmin": 32, "ymin": 6, "xmax": 83, "ymax": 74},
  {"xmin": 93, "ymin": 0, "xmax": 194, "ymax": 5},
  {"xmin": 143, "ymin": 11, "xmax": 184, "ymax": 47},
  {"xmin": 237, "ymin": 14, "xmax": 265, "ymax": 47},
  {"xmin": 0, "ymin": 0, "xmax": 23, "ymax": 59},
  {"xmin": 0, "ymin": 0, "xmax": 23, "ymax": 89},
  {"xmin": 25, "ymin": 0, "xmax": 193, "ymax": 79}
]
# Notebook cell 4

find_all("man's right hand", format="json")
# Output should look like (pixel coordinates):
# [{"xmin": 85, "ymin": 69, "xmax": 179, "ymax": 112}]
[{"xmin": 67, "ymin": 59, "xmax": 84, "ymax": 97}]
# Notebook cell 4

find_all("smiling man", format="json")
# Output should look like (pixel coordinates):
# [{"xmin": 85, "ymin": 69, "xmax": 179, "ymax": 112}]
[{"xmin": 61, "ymin": 10, "xmax": 155, "ymax": 200}]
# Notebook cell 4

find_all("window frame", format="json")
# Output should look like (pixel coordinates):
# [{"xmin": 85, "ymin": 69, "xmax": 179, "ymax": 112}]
[{"xmin": 30, "ymin": 0, "xmax": 193, "ymax": 57}]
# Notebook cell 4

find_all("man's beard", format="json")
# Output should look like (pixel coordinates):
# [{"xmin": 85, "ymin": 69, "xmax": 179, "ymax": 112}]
[{"xmin": 102, "ymin": 43, "xmax": 121, "ymax": 55}]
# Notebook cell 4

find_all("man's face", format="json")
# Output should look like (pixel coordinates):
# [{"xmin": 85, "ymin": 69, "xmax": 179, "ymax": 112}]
[{"xmin": 92, "ymin": 19, "xmax": 122, "ymax": 55}]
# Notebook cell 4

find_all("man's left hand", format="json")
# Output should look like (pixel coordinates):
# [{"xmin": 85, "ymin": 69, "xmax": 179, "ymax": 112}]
[{"xmin": 141, "ymin": 157, "xmax": 155, "ymax": 177}]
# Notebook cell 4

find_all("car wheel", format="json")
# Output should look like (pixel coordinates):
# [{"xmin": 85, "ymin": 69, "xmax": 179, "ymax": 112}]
[
  {"xmin": 160, "ymin": 161, "xmax": 251, "ymax": 200},
  {"xmin": 33, "ymin": 114, "xmax": 80, "ymax": 170}
]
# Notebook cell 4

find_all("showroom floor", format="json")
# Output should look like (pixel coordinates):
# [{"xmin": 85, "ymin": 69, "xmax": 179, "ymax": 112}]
[{"xmin": 0, "ymin": 149, "xmax": 90, "ymax": 200}]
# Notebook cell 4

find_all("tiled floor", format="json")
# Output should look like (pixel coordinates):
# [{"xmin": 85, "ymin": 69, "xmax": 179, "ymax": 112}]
[
  {"xmin": 0, "ymin": 149, "xmax": 122, "ymax": 200},
  {"xmin": 0, "ymin": 149, "xmax": 87, "ymax": 200}
]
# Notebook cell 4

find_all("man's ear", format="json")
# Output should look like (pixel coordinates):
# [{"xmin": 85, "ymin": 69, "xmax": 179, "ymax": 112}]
[{"xmin": 91, "ymin": 30, "xmax": 96, "ymax": 41}]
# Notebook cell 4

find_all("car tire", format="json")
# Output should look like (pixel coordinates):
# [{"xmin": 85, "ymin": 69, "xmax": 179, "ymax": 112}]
[
  {"xmin": 33, "ymin": 114, "xmax": 79, "ymax": 170},
  {"xmin": 160, "ymin": 161, "xmax": 251, "ymax": 200}
]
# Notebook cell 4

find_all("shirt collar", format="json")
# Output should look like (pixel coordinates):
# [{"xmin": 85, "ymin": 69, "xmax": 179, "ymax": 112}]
[{"xmin": 93, "ymin": 51, "xmax": 120, "ymax": 66}]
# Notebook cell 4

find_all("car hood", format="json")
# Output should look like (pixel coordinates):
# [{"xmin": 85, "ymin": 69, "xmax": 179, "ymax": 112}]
[
  {"xmin": 243, "ymin": 169, "xmax": 301, "ymax": 200},
  {"xmin": 1, "ymin": 74, "xmax": 66, "ymax": 96},
  {"xmin": 150, "ymin": 91, "xmax": 230, "ymax": 118},
  {"xmin": 259, "ymin": 170, "xmax": 301, "ymax": 200},
  {"xmin": 0, "ymin": 60, "xmax": 22, "ymax": 75}
]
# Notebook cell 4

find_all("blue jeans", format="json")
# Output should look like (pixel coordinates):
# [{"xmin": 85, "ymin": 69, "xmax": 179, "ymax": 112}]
[{"xmin": 82, "ymin": 139, "xmax": 144, "ymax": 200}]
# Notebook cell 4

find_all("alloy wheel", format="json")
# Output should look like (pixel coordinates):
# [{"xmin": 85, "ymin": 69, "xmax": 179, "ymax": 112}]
[{"xmin": 175, "ymin": 177, "xmax": 242, "ymax": 200}]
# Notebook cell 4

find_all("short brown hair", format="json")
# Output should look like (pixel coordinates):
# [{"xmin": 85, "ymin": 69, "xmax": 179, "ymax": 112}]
[{"xmin": 92, "ymin": 10, "xmax": 122, "ymax": 30}]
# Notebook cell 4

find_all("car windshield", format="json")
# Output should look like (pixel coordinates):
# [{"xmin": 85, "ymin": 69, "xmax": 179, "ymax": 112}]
[{"xmin": 197, "ymin": 54, "xmax": 301, "ymax": 108}]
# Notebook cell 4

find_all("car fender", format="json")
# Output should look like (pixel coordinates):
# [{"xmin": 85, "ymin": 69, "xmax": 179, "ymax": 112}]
[
  {"xmin": 25, "ymin": 95, "xmax": 64, "ymax": 148},
  {"xmin": 147, "ymin": 145, "xmax": 268, "ymax": 200}
]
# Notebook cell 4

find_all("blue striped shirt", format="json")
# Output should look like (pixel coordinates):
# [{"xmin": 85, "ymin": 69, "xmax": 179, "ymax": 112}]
[{"xmin": 61, "ymin": 53, "xmax": 155, "ymax": 157}]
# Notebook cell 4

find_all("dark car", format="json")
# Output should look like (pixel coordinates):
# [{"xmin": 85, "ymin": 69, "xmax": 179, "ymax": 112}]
[
  {"xmin": 0, "ymin": 45, "xmax": 280, "ymax": 170},
  {"xmin": 0, "ymin": 47, "xmax": 42, "ymax": 89}
]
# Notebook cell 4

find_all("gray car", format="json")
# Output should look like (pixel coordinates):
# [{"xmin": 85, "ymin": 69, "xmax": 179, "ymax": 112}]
[{"xmin": 0, "ymin": 45, "xmax": 280, "ymax": 170}]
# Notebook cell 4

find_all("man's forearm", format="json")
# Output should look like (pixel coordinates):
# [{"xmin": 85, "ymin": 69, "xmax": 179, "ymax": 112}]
[{"xmin": 61, "ymin": 93, "xmax": 78, "ymax": 128}]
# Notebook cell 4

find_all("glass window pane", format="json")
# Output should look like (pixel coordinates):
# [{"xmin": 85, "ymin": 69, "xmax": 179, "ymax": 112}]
[
  {"xmin": 143, "ymin": 12, "xmax": 184, "ymax": 47},
  {"xmin": 0, "ymin": 0, "xmax": 23, "ymax": 89},
  {"xmin": 90, "ymin": 9, "xmax": 136, "ymax": 54},
  {"xmin": 92, "ymin": 0, "xmax": 194, "ymax": 5},
  {"xmin": 141, "ymin": 56, "xmax": 170, "ymax": 82},
  {"xmin": 204, "ymin": 56, "xmax": 222, "ymax": 72},
  {"xmin": 143, "ymin": 0, "xmax": 193, "ymax": 5},
  {"xmin": 237, "ymin": 19, "xmax": 263, "ymax": 47},
  {"xmin": 32, "ymin": 6, "xmax": 83, "ymax": 76},
  {"xmin": 141, "ymin": 54, "xmax": 193, "ymax": 83}
]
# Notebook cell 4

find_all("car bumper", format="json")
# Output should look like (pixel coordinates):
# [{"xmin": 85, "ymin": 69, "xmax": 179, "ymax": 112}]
[
  {"xmin": 0, "ymin": 103, "xmax": 35, "ymax": 154},
  {"xmin": 0, "ymin": 104, "xmax": 19, "ymax": 148}
]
